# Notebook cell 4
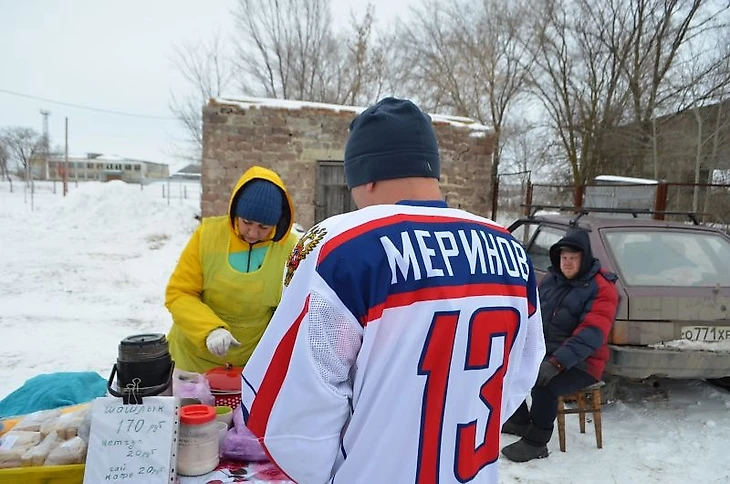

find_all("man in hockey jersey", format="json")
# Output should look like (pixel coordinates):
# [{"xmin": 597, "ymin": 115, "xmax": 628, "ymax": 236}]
[
  {"xmin": 501, "ymin": 230, "xmax": 619, "ymax": 462},
  {"xmin": 240, "ymin": 97, "xmax": 546, "ymax": 483}
]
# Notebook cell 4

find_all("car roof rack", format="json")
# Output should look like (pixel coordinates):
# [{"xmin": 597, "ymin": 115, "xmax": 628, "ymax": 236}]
[{"xmin": 523, "ymin": 205, "xmax": 702, "ymax": 225}]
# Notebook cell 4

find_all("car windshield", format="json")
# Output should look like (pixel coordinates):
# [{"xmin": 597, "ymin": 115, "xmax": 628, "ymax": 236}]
[{"xmin": 604, "ymin": 229, "xmax": 730, "ymax": 287}]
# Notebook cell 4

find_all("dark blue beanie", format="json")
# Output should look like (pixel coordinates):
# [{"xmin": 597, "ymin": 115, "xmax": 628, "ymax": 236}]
[
  {"xmin": 344, "ymin": 97, "xmax": 440, "ymax": 189},
  {"xmin": 234, "ymin": 179, "xmax": 283, "ymax": 226}
]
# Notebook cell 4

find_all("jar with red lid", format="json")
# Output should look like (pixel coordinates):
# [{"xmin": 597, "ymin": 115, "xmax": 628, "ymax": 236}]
[{"xmin": 177, "ymin": 404, "xmax": 219, "ymax": 476}]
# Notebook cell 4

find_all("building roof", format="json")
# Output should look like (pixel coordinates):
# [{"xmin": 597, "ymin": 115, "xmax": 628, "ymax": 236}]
[
  {"xmin": 212, "ymin": 96, "xmax": 493, "ymax": 134},
  {"xmin": 176, "ymin": 163, "xmax": 201, "ymax": 174},
  {"xmin": 46, "ymin": 152, "xmax": 168, "ymax": 167}
]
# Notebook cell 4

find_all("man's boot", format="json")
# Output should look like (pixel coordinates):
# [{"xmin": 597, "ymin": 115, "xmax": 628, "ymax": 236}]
[
  {"xmin": 502, "ymin": 402, "xmax": 530, "ymax": 437},
  {"xmin": 501, "ymin": 424, "xmax": 551, "ymax": 463},
  {"xmin": 501, "ymin": 438, "xmax": 548, "ymax": 462}
]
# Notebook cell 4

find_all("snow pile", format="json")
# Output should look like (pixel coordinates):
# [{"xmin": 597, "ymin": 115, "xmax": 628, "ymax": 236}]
[
  {"xmin": 44, "ymin": 180, "xmax": 198, "ymax": 237},
  {"xmin": 652, "ymin": 339, "xmax": 730, "ymax": 352}
]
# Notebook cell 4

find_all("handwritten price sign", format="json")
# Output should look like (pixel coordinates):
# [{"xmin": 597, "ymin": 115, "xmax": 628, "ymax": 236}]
[{"xmin": 83, "ymin": 396, "xmax": 179, "ymax": 483}]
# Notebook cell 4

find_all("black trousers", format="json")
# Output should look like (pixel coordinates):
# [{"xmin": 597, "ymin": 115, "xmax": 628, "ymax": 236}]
[{"xmin": 508, "ymin": 367, "xmax": 597, "ymax": 445}]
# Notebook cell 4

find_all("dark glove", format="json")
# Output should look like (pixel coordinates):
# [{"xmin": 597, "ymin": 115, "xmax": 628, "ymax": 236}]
[{"xmin": 536, "ymin": 360, "xmax": 561, "ymax": 387}]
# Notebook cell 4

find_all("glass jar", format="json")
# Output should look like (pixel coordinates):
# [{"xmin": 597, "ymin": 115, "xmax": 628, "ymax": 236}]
[{"xmin": 177, "ymin": 404, "xmax": 219, "ymax": 476}]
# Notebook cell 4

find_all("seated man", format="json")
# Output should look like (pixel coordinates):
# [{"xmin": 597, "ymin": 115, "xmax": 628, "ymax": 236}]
[{"xmin": 501, "ymin": 229, "xmax": 619, "ymax": 462}]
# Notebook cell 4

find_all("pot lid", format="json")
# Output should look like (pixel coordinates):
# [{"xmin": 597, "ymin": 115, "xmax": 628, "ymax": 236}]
[{"xmin": 205, "ymin": 363, "xmax": 243, "ymax": 391}]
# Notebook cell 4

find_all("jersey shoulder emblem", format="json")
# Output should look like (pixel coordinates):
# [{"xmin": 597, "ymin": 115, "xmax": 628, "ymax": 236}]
[{"xmin": 284, "ymin": 225, "xmax": 327, "ymax": 287}]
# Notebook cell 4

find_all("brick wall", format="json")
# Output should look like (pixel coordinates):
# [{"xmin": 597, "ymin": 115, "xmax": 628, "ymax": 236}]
[{"xmin": 201, "ymin": 98, "xmax": 495, "ymax": 228}]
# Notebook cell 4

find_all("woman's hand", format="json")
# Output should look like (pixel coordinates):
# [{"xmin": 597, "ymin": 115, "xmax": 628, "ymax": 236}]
[{"xmin": 206, "ymin": 328, "xmax": 242, "ymax": 357}]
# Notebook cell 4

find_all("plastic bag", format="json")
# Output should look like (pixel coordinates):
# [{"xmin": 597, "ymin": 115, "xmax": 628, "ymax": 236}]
[
  {"xmin": 12, "ymin": 409, "xmax": 62, "ymax": 432},
  {"xmin": 220, "ymin": 406, "xmax": 267, "ymax": 462},
  {"xmin": 0, "ymin": 448, "xmax": 25, "ymax": 469},
  {"xmin": 44, "ymin": 436, "xmax": 87, "ymax": 466},
  {"xmin": 172, "ymin": 370, "xmax": 215, "ymax": 406},
  {"xmin": 40, "ymin": 406, "xmax": 89, "ymax": 440},
  {"xmin": 0, "ymin": 430, "xmax": 41, "ymax": 448},
  {"xmin": 21, "ymin": 431, "xmax": 61, "ymax": 466},
  {"xmin": 0, "ymin": 431, "xmax": 41, "ymax": 468},
  {"xmin": 76, "ymin": 407, "xmax": 93, "ymax": 442}
]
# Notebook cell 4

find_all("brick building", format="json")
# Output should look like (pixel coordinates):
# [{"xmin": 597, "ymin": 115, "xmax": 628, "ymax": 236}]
[{"xmin": 201, "ymin": 97, "xmax": 495, "ymax": 229}]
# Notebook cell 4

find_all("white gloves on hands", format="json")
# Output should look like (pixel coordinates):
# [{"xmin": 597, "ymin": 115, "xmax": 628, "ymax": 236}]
[{"xmin": 206, "ymin": 328, "xmax": 241, "ymax": 357}]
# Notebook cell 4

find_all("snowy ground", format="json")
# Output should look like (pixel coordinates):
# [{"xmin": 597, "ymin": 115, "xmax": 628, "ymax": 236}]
[
  {"xmin": 0, "ymin": 179, "xmax": 200, "ymax": 397},
  {"xmin": 1, "ymin": 180, "xmax": 728, "ymax": 483}
]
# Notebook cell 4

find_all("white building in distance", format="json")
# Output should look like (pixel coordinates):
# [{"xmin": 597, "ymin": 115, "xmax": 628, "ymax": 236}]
[{"xmin": 38, "ymin": 152, "xmax": 169, "ymax": 184}]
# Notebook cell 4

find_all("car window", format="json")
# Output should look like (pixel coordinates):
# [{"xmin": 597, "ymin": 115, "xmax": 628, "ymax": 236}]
[
  {"xmin": 527, "ymin": 226, "xmax": 566, "ymax": 272},
  {"xmin": 511, "ymin": 222, "xmax": 539, "ymax": 247},
  {"xmin": 604, "ymin": 230, "xmax": 730, "ymax": 287}
]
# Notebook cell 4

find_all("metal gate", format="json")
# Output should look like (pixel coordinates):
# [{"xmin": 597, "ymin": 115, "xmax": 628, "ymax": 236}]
[{"xmin": 315, "ymin": 161, "xmax": 356, "ymax": 223}]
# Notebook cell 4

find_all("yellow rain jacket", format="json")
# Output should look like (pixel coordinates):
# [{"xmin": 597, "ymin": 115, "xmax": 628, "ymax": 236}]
[{"xmin": 165, "ymin": 166, "xmax": 298, "ymax": 373}]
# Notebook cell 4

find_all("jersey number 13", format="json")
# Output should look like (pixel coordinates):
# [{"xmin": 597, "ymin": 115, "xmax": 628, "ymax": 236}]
[{"xmin": 416, "ymin": 307, "xmax": 519, "ymax": 483}]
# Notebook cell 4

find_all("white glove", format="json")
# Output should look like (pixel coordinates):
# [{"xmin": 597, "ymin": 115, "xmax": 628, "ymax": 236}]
[{"xmin": 205, "ymin": 328, "xmax": 241, "ymax": 357}]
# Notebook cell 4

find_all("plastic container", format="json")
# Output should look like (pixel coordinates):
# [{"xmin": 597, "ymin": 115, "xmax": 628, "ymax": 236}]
[
  {"xmin": 215, "ymin": 405, "xmax": 233, "ymax": 427},
  {"xmin": 216, "ymin": 421, "xmax": 229, "ymax": 450},
  {"xmin": 0, "ymin": 464, "xmax": 85, "ymax": 484},
  {"xmin": 177, "ymin": 404, "xmax": 219, "ymax": 477}
]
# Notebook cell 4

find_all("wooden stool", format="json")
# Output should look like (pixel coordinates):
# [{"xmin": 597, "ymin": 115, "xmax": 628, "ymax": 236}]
[{"xmin": 556, "ymin": 381, "xmax": 605, "ymax": 452}]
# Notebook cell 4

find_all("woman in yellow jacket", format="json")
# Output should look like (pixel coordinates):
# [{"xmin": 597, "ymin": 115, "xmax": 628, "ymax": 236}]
[{"xmin": 165, "ymin": 166, "xmax": 298, "ymax": 373}]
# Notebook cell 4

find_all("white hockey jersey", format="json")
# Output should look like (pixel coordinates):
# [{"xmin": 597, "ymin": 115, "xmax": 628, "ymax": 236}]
[{"xmin": 241, "ymin": 200, "xmax": 545, "ymax": 484}]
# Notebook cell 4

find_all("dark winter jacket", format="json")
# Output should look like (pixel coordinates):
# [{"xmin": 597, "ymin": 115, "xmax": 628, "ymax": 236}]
[{"xmin": 540, "ymin": 230, "xmax": 619, "ymax": 380}]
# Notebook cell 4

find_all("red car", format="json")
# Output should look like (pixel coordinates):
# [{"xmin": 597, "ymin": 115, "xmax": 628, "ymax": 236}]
[{"xmin": 508, "ymin": 208, "xmax": 730, "ymax": 385}]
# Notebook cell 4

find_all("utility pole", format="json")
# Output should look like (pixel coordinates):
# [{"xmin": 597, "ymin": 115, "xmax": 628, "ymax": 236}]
[
  {"xmin": 64, "ymin": 117, "xmax": 69, "ymax": 196},
  {"xmin": 40, "ymin": 109, "xmax": 52, "ymax": 193}
]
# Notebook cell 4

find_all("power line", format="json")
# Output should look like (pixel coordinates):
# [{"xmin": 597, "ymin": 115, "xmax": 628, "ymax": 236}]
[{"xmin": 0, "ymin": 88, "xmax": 178, "ymax": 121}]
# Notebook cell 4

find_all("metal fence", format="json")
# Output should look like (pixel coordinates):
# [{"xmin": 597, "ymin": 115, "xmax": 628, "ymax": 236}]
[{"xmin": 514, "ymin": 180, "xmax": 730, "ymax": 231}]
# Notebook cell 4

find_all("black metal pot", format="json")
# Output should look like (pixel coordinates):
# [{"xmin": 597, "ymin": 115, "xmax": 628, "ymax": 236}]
[{"xmin": 107, "ymin": 333, "xmax": 174, "ymax": 401}]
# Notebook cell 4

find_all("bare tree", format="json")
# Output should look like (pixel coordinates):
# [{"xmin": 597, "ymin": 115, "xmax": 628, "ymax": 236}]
[
  {"xmin": 395, "ymin": 4, "xmax": 456, "ymax": 109},
  {"xmin": 614, "ymin": 0, "xmax": 729, "ymax": 180},
  {"xmin": 0, "ymin": 127, "xmax": 42, "ymax": 181},
  {"xmin": 528, "ymin": 0, "xmax": 636, "ymax": 194},
  {"xmin": 674, "ymin": 37, "xmax": 730, "ymax": 209},
  {"xmin": 620, "ymin": 1, "xmax": 714, "ymax": 119},
  {"xmin": 525, "ymin": 0, "xmax": 730, "ymax": 196},
  {"xmin": 170, "ymin": 32, "xmax": 235, "ymax": 162},
  {"xmin": 232, "ymin": 0, "xmax": 335, "ymax": 101},
  {"xmin": 500, "ymin": 120, "xmax": 562, "ymax": 181},
  {"xmin": 230, "ymin": 0, "xmax": 386, "ymax": 106},
  {"xmin": 397, "ymin": 0, "xmax": 535, "ymax": 208},
  {"xmin": 363, "ymin": 28, "xmax": 412, "ymax": 102},
  {"xmin": 310, "ymin": 6, "xmax": 386, "ymax": 106},
  {"xmin": 456, "ymin": 0, "xmax": 537, "ymax": 208},
  {"xmin": 0, "ymin": 142, "xmax": 9, "ymax": 182},
  {"xmin": 701, "ymin": 97, "xmax": 730, "ymax": 216}
]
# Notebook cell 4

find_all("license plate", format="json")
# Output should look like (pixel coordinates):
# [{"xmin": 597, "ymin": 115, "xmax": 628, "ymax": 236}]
[{"xmin": 681, "ymin": 326, "xmax": 730, "ymax": 342}]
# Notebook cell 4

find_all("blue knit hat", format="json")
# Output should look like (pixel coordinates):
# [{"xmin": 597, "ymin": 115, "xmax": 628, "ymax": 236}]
[
  {"xmin": 344, "ymin": 97, "xmax": 440, "ymax": 189},
  {"xmin": 234, "ymin": 179, "xmax": 283, "ymax": 226}
]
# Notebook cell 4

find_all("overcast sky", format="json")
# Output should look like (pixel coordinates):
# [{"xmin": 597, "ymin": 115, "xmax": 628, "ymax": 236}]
[{"xmin": 0, "ymin": 0, "xmax": 414, "ymax": 171}]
